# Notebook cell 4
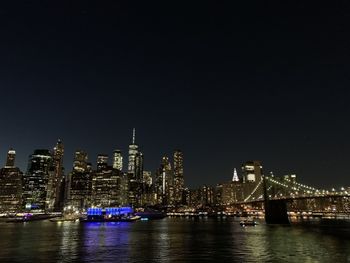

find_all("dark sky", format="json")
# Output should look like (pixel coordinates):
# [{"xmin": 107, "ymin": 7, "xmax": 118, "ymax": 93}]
[{"xmin": 0, "ymin": 2, "xmax": 349, "ymax": 188}]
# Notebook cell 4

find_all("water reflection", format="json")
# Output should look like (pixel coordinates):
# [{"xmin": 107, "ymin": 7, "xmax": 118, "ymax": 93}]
[
  {"xmin": 81, "ymin": 222, "xmax": 132, "ymax": 262},
  {"xmin": 58, "ymin": 221, "xmax": 80, "ymax": 262},
  {"xmin": 1, "ymin": 218, "xmax": 350, "ymax": 262}
]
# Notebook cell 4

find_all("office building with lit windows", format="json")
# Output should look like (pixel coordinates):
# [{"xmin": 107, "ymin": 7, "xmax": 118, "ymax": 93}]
[
  {"xmin": 23, "ymin": 149, "xmax": 53, "ymax": 210},
  {"xmin": 173, "ymin": 150, "xmax": 184, "ymax": 205},
  {"xmin": 46, "ymin": 139, "xmax": 65, "ymax": 212},
  {"xmin": 113, "ymin": 150, "xmax": 123, "ymax": 171},
  {"xmin": 0, "ymin": 149, "xmax": 23, "ymax": 212}
]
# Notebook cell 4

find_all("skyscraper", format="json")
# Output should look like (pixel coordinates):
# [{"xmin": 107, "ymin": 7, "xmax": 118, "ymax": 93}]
[
  {"xmin": 46, "ymin": 139, "xmax": 65, "ymax": 211},
  {"xmin": 67, "ymin": 150, "xmax": 92, "ymax": 211},
  {"xmin": 0, "ymin": 149, "xmax": 23, "ymax": 212},
  {"xmin": 97, "ymin": 154, "xmax": 109, "ymax": 171},
  {"xmin": 73, "ymin": 150, "xmax": 88, "ymax": 172},
  {"xmin": 23, "ymin": 149, "xmax": 53, "ymax": 210},
  {"xmin": 113, "ymin": 150, "xmax": 123, "ymax": 171},
  {"xmin": 128, "ymin": 128, "xmax": 138, "ymax": 176},
  {"xmin": 242, "ymin": 161, "xmax": 263, "ymax": 183},
  {"xmin": 155, "ymin": 156, "xmax": 173, "ymax": 205},
  {"xmin": 143, "ymin": 171, "xmax": 152, "ymax": 186},
  {"xmin": 232, "ymin": 168, "xmax": 239, "ymax": 182},
  {"xmin": 173, "ymin": 150, "xmax": 184, "ymax": 205},
  {"xmin": 5, "ymin": 149, "xmax": 16, "ymax": 168},
  {"xmin": 134, "ymin": 152, "xmax": 144, "ymax": 183},
  {"xmin": 127, "ymin": 129, "xmax": 146, "ymax": 206},
  {"xmin": 241, "ymin": 161, "xmax": 263, "ymax": 200},
  {"xmin": 91, "ymin": 166, "xmax": 122, "ymax": 207}
]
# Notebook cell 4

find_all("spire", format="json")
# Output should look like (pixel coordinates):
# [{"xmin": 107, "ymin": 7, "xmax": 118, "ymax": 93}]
[
  {"xmin": 132, "ymin": 128, "xmax": 136, "ymax": 144},
  {"xmin": 232, "ymin": 168, "xmax": 239, "ymax": 182}
]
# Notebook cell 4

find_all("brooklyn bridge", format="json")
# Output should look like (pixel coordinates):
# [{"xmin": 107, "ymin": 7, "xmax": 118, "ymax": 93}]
[{"xmin": 236, "ymin": 175, "xmax": 350, "ymax": 224}]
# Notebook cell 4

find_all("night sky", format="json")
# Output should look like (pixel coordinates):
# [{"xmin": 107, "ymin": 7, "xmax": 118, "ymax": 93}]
[{"xmin": 0, "ymin": 2, "xmax": 349, "ymax": 188}]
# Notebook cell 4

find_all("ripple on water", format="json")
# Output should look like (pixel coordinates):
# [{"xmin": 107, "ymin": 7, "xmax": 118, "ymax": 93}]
[{"xmin": 0, "ymin": 219, "xmax": 350, "ymax": 262}]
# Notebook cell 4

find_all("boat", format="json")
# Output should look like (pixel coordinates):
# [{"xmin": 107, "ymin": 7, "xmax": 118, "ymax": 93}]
[
  {"xmin": 135, "ymin": 209, "xmax": 166, "ymax": 220},
  {"xmin": 240, "ymin": 218, "xmax": 258, "ymax": 227},
  {"xmin": 80, "ymin": 207, "xmax": 141, "ymax": 223}
]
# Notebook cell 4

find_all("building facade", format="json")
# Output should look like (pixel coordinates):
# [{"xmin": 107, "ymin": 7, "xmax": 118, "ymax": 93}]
[
  {"xmin": 46, "ymin": 139, "xmax": 65, "ymax": 212},
  {"xmin": 23, "ymin": 149, "xmax": 53, "ymax": 211},
  {"xmin": 0, "ymin": 149, "xmax": 23, "ymax": 212},
  {"xmin": 173, "ymin": 150, "xmax": 184, "ymax": 205}
]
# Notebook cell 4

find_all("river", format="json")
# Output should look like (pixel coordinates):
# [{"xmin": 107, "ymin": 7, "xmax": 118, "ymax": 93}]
[{"xmin": 0, "ymin": 217, "xmax": 349, "ymax": 262}]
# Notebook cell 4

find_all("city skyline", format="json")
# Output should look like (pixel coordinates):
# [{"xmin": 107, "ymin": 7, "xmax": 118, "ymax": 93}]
[
  {"xmin": 0, "ymin": 2, "xmax": 349, "ymax": 189},
  {"xmin": 1, "ymin": 2, "xmax": 350, "ymax": 263},
  {"xmin": 0, "ymin": 129, "xmax": 347, "ymax": 190}
]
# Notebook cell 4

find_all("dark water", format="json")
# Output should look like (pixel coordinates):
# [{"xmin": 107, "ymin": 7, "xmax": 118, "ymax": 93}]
[{"xmin": 0, "ymin": 218, "xmax": 350, "ymax": 262}]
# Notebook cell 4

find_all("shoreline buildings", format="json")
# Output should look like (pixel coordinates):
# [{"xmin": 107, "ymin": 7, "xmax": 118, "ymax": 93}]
[{"xmin": 0, "ymin": 132, "xmax": 321, "ymax": 215}]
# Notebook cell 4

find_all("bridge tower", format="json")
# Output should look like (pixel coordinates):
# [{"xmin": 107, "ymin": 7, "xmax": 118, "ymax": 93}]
[{"xmin": 263, "ymin": 176, "xmax": 290, "ymax": 224}]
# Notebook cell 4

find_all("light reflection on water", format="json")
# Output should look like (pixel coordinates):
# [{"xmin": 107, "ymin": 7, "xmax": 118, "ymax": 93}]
[{"xmin": 0, "ymin": 218, "xmax": 350, "ymax": 262}]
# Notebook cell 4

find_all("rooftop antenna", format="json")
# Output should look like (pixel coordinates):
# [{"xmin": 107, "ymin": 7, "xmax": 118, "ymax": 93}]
[{"xmin": 132, "ymin": 128, "xmax": 136, "ymax": 144}]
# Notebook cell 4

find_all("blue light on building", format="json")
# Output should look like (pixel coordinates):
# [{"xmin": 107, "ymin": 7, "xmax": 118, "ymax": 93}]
[
  {"xmin": 87, "ymin": 208, "xmax": 103, "ymax": 216},
  {"xmin": 87, "ymin": 207, "xmax": 133, "ymax": 217},
  {"xmin": 105, "ymin": 207, "xmax": 133, "ymax": 216}
]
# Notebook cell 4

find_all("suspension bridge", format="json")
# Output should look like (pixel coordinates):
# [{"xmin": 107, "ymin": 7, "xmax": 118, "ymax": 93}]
[{"xmin": 239, "ymin": 176, "xmax": 350, "ymax": 224}]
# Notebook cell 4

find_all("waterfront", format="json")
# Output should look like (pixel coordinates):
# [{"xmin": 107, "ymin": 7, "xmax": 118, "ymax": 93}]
[{"xmin": 0, "ymin": 218, "xmax": 350, "ymax": 262}]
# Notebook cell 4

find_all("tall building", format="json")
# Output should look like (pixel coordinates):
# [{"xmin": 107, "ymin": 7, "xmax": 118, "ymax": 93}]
[
  {"xmin": 128, "ymin": 128, "xmax": 139, "ymax": 176},
  {"xmin": 241, "ymin": 161, "xmax": 263, "ymax": 200},
  {"xmin": 91, "ymin": 164, "xmax": 124, "ymax": 207},
  {"xmin": 5, "ymin": 149, "xmax": 16, "ymax": 168},
  {"xmin": 242, "ymin": 161, "xmax": 263, "ymax": 183},
  {"xmin": 97, "ymin": 154, "xmax": 109, "ymax": 172},
  {"xmin": 134, "ymin": 152, "xmax": 144, "ymax": 183},
  {"xmin": 66, "ymin": 150, "xmax": 91, "ymax": 210},
  {"xmin": 113, "ymin": 150, "xmax": 123, "ymax": 171},
  {"xmin": 155, "ymin": 156, "xmax": 173, "ymax": 205},
  {"xmin": 73, "ymin": 150, "xmax": 88, "ymax": 172},
  {"xmin": 142, "ymin": 171, "xmax": 152, "ymax": 186},
  {"xmin": 0, "ymin": 149, "xmax": 23, "ymax": 212},
  {"xmin": 173, "ymin": 150, "xmax": 184, "ymax": 205},
  {"xmin": 127, "ymin": 129, "xmax": 145, "ymax": 207},
  {"xmin": 232, "ymin": 168, "xmax": 239, "ymax": 182},
  {"xmin": 46, "ymin": 139, "xmax": 65, "ymax": 211},
  {"xmin": 23, "ymin": 149, "xmax": 53, "ymax": 210}
]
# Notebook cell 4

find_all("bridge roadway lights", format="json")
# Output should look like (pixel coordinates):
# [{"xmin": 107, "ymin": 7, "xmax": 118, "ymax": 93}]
[{"xmin": 265, "ymin": 200, "xmax": 290, "ymax": 225}]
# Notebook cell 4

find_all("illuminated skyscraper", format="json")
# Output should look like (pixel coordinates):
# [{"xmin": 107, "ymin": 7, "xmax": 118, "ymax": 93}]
[
  {"xmin": 232, "ymin": 168, "xmax": 239, "ymax": 182},
  {"xmin": 173, "ymin": 150, "xmax": 184, "ymax": 205},
  {"xmin": 67, "ymin": 151, "xmax": 92, "ymax": 211},
  {"xmin": 91, "ymin": 166, "xmax": 123, "ymax": 207},
  {"xmin": 0, "ymin": 149, "xmax": 23, "ymax": 212},
  {"xmin": 127, "ymin": 129, "xmax": 145, "ymax": 206},
  {"xmin": 46, "ymin": 139, "xmax": 65, "ymax": 211},
  {"xmin": 73, "ymin": 150, "xmax": 88, "ymax": 172},
  {"xmin": 155, "ymin": 156, "xmax": 173, "ymax": 205},
  {"xmin": 135, "ymin": 152, "xmax": 144, "ymax": 182},
  {"xmin": 143, "ymin": 171, "xmax": 152, "ymax": 186},
  {"xmin": 113, "ymin": 150, "xmax": 123, "ymax": 171},
  {"xmin": 242, "ymin": 161, "xmax": 263, "ymax": 183},
  {"xmin": 97, "ymin": 154, "xmax": 109, "ymax": 171},
  {"xmin": 141, "ymin": 171, "xmax": 156, "ymax": 206},
  {"xmin": 5, "ymin": 149, "xmax": 16, "ymax": 168},
  {"xmin": 241, "ymin": 161, "xmax": 263, "ymax": 200},
  {"xmin": 128, "ymin": 128, "xmax": 139, "ymax": 175},
  {"xmin": 23, "ymin": 149, "xmax": 53, "ymax": 210}
]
